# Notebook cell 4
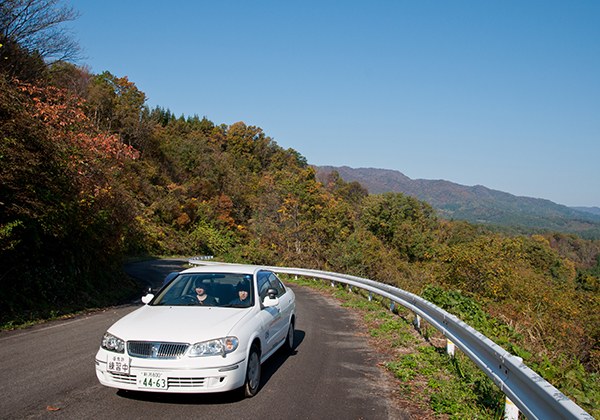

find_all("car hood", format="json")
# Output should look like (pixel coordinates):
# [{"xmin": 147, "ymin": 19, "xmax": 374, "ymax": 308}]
[{"xmin": 108, "ymin": 305, "xmax": 253, "ymax": 344}]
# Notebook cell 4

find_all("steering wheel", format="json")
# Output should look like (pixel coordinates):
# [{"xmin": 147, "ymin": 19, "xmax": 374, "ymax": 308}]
[{"xmin": 181, "ymin": 294, "xmax": 198, "ymax": 303}]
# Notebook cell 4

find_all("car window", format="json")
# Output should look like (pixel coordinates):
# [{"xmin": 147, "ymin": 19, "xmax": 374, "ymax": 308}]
[
  {"xmin": 152, "ymin": 273, "xmax": 254, "ymax": 307},
  {"xmin": 257, "ymin": 272, "xmax": 271, "ymax": 302},
  {"xmin": 269, "ymin": 273, "xmax": 286, "ymax": 297},
  {"xmin": 256, "ymin": 271, "xmax": 286, "ymax": 303},
  {"xmin": 159, "ymin": 275, "xmax": 188, "ymax": 301}
]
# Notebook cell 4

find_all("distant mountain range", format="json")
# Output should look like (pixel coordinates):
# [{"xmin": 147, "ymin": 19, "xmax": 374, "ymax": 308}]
[
  {"xmin": 572, "ymin": 207, "xmax": 600, "ymax": 216},
  {"xmin": 316, "ymin": 166, "xmax": 600, "ymax": 239}
]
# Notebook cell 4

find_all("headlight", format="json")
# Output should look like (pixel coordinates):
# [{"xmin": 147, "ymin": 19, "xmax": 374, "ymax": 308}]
[
  {"xmin": 101, "ymin": 332, "xmax": 125, "ymax": 353},
  {"xmin": 189, "ymin": 337, "xmax": 239, "ymax": 357}
]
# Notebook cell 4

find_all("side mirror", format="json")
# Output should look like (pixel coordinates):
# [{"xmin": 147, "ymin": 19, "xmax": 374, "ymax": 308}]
[
  {"xmin": 263, "ymin": 295, "xmax": 279, "ymax": 308},
  {"xmin": 141, "ymin": 294, "xmax": 154, "ymax": 304}
]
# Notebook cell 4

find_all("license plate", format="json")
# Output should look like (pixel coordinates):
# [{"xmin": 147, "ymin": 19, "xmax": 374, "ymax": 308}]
[
  {"xmin": 137, "ymin": 371, "xmax": 168, "ymax": 389},
  {"xmin": 107, "ymin": 355, "xmax": 129, "ymax": 374}
]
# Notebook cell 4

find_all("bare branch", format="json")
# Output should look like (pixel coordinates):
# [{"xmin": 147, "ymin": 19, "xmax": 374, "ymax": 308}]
[{"xmin": 0, "ymin": 0, "xmax": 82, "ymax": 63}]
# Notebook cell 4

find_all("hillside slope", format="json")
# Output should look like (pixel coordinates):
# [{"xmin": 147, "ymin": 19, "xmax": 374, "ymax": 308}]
[{"xmin": 317, "ymin": 166, "xmax": 600, "ymax": 238}]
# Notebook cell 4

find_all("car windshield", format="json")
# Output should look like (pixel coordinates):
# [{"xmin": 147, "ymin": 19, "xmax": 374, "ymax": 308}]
[{"xmin": 152, "ymin": 273, "xmax": 254, "ymax": 307}]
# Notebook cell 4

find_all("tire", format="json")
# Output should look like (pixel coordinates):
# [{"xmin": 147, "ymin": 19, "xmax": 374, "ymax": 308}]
[
  {"xmin": 283, "ymin": 321, "xmax": 295, "ymax": 353},
  {"xmin": 243, "ymin": 344, "xmax": 261, "ymax": 398}
]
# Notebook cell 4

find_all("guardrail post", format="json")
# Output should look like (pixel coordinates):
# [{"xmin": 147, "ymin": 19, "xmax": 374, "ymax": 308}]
[
  {"xmin": 414, "ymin": 314, "xmax": 421, "ymax": 329},
  {"xmin": 331, "ymin": 280, "xmax": 335, "ymax": 287},
  {"xmin": 349, "ymin": 285, "xmax": 353, "ymax": 292},
  {"xmin": 504, "ymin": 396, "xmax": 519, "ymax": 420},
  {"xmin": 295, "ymin": 275, "xmax": 298, "ymax": 281},
  {"xmin": 368, "ymin": 292, "xmax": 373, "ymax": 301},
  {"xmin": 446, "ymin": 339, "xmax": 455, "ymax": 357},
  {"xmin": 390, "ymin": 301, "xmax": 395, "ymax": 312}
]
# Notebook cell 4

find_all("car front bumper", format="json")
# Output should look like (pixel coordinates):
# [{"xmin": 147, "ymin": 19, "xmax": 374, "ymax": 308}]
[{"xmin": 95, "ymin": 349, "xmax": 247, "ymax": 393}]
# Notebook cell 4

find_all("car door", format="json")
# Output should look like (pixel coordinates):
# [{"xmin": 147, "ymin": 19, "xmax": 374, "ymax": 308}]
[
  {"xmin": 271, "ymin": 273, "xmax": 294, "ymax": 324},
  {"xmin": 264, "ymin": 272, "xmax": 289, "ymax": 345},
  {"xmin": 256, "ymin": 271, "xmax": 282, "ymax": 356}
]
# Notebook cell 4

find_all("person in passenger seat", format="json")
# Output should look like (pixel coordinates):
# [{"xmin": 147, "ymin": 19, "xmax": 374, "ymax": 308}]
[{"xmin": 228, "ymin": 280, "xmax": 251, "ymax": 306}]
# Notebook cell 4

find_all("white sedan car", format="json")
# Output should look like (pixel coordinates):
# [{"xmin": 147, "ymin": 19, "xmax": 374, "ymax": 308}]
[{"xmin": 95, "ymin": 264, "xmax": 296, "ymax": 397}]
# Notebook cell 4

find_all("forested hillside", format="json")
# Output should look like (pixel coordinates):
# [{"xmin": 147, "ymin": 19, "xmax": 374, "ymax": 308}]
[
  {"xmin": 318, "ymin": 166, "xmax": 600, "ymax": 239},
  {"xmin": 1, "ymin": 6, "xmax": 599, "ymax": 415}
]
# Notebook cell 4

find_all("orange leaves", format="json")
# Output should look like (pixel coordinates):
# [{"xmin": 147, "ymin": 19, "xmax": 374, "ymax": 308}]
[
  {"xmin": 18, "ymin": 81, "xmax": 86, "ymax": 130},
  {"xmin": 277, "ymin": 196, "xmax": 299, "ymax": 220},
  {"xmin": 175, "ymin": 213, "xmax": 191, "ymax": 228},
  {"xmin": 85, "ymin": 133, "xmax": 140, "ymax": 163},
  {"xmin": 7, "ymin": 78, "xmax": 142, "ymax": 247},
  {"xmin": 16, "ymin": 79, "xmax": 139, "ymax": 173},
  {"xmin": 214, "ymin": 194, "xmax": 235, "ymax": 228},
  {"xmin": 114, "ymin": 75, "xmax": 136, "ymax": 91}
]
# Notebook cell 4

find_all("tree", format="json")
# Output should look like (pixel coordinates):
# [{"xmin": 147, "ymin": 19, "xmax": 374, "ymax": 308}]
[
  {"xmin": 0, "ymin": 34, "xmax": 46, "ymax": 80},
  {"xmin": 323, "ymin": 170, "xmax": 368, "ymax": 204},
  {"xmin": 0, "ymin": 0, "xmax": 82, "ymax": 63},
  {"xmin": 361, "ymin": 192, "xmax": 438, "ymax": 261},
  {"xmin": 85, "ymin": 71, "xmax": 150, "ymax": 149},
  {"xmin": 0, "ymin": 75, "xmax": 142, "ymax": 318},
  {"xmin": 47, "ymin": 61, "xmax": 92, "ymax": 97}
]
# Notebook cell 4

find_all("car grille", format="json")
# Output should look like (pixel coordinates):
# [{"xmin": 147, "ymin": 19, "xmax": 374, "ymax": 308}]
[
  {"xmin": 109, "ymin": 371, "xmax": 136, "ymax": 384},
  {"xmin": 168, "ymin": 377, "xmax": 206, "ymax": 388},
  {"xmin": 127, "ymin": 341, "xmax": 189, "ymax": 359},
  {"xmin": 108, "ymin": 372, "xmax": 207, "ymax": 388}
]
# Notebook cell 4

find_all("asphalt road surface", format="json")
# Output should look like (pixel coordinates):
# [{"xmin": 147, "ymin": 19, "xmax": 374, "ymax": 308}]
[{"xmin": 0, "ymin": 259, "xmax": 409, "ymax": 419}]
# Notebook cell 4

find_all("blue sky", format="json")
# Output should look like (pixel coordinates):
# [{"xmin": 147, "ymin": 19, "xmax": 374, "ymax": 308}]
[{"xmin": 71, "ymin": 0, "xmax": 599, "ymax": 207}]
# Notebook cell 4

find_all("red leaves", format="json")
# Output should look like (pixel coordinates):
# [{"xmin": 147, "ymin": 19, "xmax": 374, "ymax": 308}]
[
  {"xmin": 16, "ymin": 79, "xmax": 140, "ymax": 172},
  {"xmin": 78, "ymin": 132, "xmax": 140, "ymax": 164},
  {"xmin": 215, "ymin": 194, "xmax": 236, "ymax": 228},
  {"xmin": 6, "ymin": 78, "xmax": 141, "ymax": 228}
]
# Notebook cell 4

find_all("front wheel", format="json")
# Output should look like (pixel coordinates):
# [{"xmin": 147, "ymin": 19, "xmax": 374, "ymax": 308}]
[
  {"xmin": 243, "ymin": 344, "xmax": 261, "ymax": 397},
  {"xmin": 283, "ymin": 322, "xmax": 295, "ymax": 353}
]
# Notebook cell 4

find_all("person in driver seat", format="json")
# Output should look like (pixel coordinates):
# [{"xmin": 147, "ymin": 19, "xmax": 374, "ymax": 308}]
[{"xmin": 193, "ymin": 279, "xmax": 218, "ymax": 306}]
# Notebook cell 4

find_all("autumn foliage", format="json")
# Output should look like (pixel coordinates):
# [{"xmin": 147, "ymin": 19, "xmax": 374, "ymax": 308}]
[
  {"xmin": 0, "ymin": 73, "xmax": 141, "ymax": 317},
  {"xmin": 1, "ymin": 43, "xmax": 599, "ymax": 414}
]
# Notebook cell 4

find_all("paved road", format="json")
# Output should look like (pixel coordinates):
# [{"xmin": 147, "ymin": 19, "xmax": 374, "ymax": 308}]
[{"xmin": 0, "ymin": 259, "xmax": 409, "ymax": 419}]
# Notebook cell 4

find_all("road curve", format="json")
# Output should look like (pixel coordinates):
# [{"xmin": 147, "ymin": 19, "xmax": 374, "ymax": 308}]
[{"xmin": 0, "ymin": 259, "xmax": 409, "ymax": 420}]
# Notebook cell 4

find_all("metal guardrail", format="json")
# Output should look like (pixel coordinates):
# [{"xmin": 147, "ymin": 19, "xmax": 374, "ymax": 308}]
[
  {"xmin": 189, "ymin": 256, "xmax": 214, "ymax": 261},
  {"xmin": 189, "ymin": 259, "xmax": 595, "ymax": 420}
]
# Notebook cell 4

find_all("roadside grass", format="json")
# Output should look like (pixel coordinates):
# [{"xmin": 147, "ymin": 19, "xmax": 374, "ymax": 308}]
[
  {"xmin": 284, "ymin": 275, "xmax": 508, "ymax": 419},
  {"xmin": 1, "ymin": 309, "xmax": 86, "ymax": 331},
  {"xmin": 0, "ymin": 306, "xmax": 125, "ymax": 331}
]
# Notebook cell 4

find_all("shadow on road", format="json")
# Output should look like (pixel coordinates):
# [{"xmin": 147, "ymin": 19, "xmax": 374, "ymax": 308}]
[{"xmin": 116, "ymin": 329, "xmax": 306, "ymax": 405}]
